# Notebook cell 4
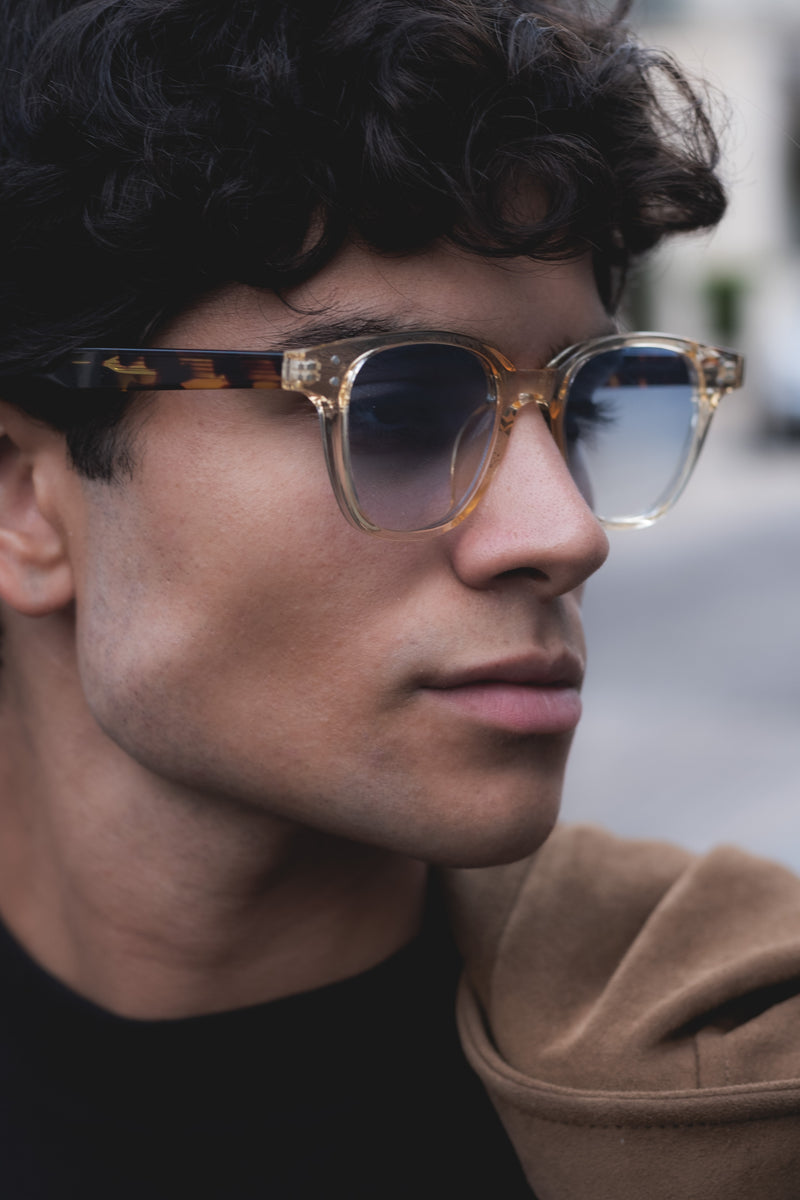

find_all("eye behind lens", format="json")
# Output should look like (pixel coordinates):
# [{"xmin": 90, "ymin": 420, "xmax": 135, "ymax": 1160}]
[
  {"xmin": 564, "ymin": 346, "xmax": 698, "ymax": 523},
  {"xmin": 342, "ymin": 342, "xmax": 497, "ymax": 533}
]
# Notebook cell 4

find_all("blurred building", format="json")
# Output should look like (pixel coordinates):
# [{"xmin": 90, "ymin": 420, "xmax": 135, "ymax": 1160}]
[{"xmin": 632, "ymin": 0, "xmax": 800, "ymax": 422}]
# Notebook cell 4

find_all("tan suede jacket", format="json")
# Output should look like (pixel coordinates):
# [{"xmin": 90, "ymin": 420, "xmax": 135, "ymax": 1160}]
[{"xmin": 445, "ymin": 824, "xmax": 800, "ymax": 1199}]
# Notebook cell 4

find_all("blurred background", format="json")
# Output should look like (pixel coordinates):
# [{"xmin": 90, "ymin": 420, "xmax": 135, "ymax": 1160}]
[{"xmin": 561, "ymin": 0, "xmax": 800, "ymax": 869}]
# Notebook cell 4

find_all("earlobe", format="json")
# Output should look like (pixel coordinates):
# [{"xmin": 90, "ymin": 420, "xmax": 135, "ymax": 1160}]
[{"xmin": 0, "ymin": 406, "xmax": 76, "ymax": 617}]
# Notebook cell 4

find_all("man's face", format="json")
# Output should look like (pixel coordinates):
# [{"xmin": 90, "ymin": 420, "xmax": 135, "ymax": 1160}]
[{"xmin": 65, "ymin": 242, "xmax": 611, "ymax": 866}]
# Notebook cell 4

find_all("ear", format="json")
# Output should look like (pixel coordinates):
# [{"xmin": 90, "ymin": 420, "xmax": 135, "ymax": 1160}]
[{"xmin": 0, "ymin": 402, "xmax": 76, "ymax": 617}]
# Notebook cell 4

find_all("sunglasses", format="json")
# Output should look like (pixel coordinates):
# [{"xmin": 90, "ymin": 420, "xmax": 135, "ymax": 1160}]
[{"xmin": 41, "ymin": 331, "xmax": 744, "ymax": 538}]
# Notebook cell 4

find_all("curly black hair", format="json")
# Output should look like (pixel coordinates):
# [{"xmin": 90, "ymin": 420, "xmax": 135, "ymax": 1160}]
[{"xmin": 0, "ymin": 0, "xmax": 726, "ymax": 477}]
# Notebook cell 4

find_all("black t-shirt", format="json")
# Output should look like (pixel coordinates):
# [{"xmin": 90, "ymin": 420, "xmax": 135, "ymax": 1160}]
[{"xmin": 0, "ymin": 895, "xmax": 533, "ymax": 1198}]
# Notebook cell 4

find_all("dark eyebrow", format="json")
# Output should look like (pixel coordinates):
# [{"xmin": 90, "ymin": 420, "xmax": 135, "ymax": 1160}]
[{"xmin": 263, "ymin": 313, "xmax": 419, "ymax": 351}]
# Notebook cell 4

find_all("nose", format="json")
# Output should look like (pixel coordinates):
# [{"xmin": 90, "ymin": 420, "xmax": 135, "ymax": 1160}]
[{"xmin": 448, "ymin": 402, "xmax": 609, "ymax": 596}]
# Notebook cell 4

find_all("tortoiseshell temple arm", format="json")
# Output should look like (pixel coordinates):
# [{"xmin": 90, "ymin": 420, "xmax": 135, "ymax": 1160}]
[{"xmin": 39, "ymin": 349, "xmax": 286, "ymax": 391}]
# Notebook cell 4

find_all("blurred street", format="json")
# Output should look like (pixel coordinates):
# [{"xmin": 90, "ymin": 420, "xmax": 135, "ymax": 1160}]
[{"xmin": 561, "ymin": 387, "xmax": 800, "ymax": 870}]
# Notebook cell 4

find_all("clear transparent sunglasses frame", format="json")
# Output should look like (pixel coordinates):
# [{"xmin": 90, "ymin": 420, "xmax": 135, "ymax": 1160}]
[{"xmin": 42, "ymin": 331, "xmax": 744, "ymax": 539}]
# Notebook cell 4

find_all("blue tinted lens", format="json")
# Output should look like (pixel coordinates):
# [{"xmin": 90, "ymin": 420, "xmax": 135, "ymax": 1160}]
[
  {"xmin": 565, "ymin": 346, "xmax": 698, "ymax": 521},
  {"xmin": 345, "ymin": 344, "xmax": 495, "ymax": 532}
]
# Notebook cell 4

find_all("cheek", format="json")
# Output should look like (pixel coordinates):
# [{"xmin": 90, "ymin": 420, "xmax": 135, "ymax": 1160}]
[
  {"xmin": 71, "ymin": 434, "xmax": 421, "ymax": 779},
  {"xmin": 71, "ymin": 410, "xmax": 322, "ymax": 710}
]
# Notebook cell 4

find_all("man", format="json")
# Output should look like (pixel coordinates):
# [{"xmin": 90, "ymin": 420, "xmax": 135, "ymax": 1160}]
[{"xmin": 0, "ymin": 1, "xmax": 798, "ymax": 1197}]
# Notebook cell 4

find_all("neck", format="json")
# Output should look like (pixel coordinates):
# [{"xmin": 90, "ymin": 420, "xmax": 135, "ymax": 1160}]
[{"xmin": 0, "ymin": 617, "xmax": 427, "ymax": 1020}]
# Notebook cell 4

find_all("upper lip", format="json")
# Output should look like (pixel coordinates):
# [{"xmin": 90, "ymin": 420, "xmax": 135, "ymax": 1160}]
[{"xmin": 423, "ymin": 650, "xmax": 584, "ymax": 690}]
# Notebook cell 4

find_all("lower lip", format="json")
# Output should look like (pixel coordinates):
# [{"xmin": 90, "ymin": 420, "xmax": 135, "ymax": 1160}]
[{"xmin": 423, "ymin": 683, "xmax": 582, "ymax": 735}]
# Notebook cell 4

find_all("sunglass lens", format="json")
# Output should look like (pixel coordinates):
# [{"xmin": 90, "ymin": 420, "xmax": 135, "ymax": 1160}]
[
  {"xmin": 564, "ymin": 346, "xmax": 698, "ymax": 523},
  {"xmin": 344, "ymin": 344, "xmax": 496, "ymax": 532}
]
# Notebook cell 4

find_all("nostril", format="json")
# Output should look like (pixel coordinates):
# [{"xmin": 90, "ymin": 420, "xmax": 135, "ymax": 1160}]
[{"xmin": 497, "ymin": 565, "xmax": 548, "ymax": 583}]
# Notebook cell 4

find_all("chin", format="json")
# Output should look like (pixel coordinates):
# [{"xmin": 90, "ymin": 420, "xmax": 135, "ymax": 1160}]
[
  {"xmin": 328, "ymin": 743, "xmax": 569, "ymax": 868},
  {"xmin": 379, "ymin": 777, "xmax": 564, "ymax": 870},
  {"xmin": 423, "ymin": 813, "xmax": 560, "ymax": 869}
]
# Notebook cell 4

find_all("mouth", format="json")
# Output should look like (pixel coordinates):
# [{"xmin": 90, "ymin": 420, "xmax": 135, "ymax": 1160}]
[{"xmin": 420, "ymin": 653, "xmax": 584, "ymax": 736}]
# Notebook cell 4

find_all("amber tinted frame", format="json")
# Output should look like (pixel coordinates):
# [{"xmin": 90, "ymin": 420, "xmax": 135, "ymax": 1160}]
[{"xmin": 39, "ymin": 332, "xmax": 744, "ymax": 538}]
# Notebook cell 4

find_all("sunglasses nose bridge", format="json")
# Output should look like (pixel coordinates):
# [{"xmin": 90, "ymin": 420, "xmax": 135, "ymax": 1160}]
[{"xmin": 499, "ymin": 368, "xmax": 557, "ymax": 432}]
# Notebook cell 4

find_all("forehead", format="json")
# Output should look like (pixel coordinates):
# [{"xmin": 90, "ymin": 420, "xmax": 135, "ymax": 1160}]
[{"xmin": 156, "ymin": 241, "xmax": 612, "ymax": 362}]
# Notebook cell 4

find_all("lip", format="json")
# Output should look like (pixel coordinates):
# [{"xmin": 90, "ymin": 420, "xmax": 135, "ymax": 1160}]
[
  {"xmin": 420, "ymin": 652, "xmax": 584, "ymax": 735},
  {"xmin": 425, "ymin": 651, "xmax": 584, "ymax": 690}
]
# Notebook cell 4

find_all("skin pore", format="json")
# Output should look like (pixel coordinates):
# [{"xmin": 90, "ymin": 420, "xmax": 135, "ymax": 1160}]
[{"xmin": 0, "ymin": 241, "xmax": 611, "ymax": 1018}]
